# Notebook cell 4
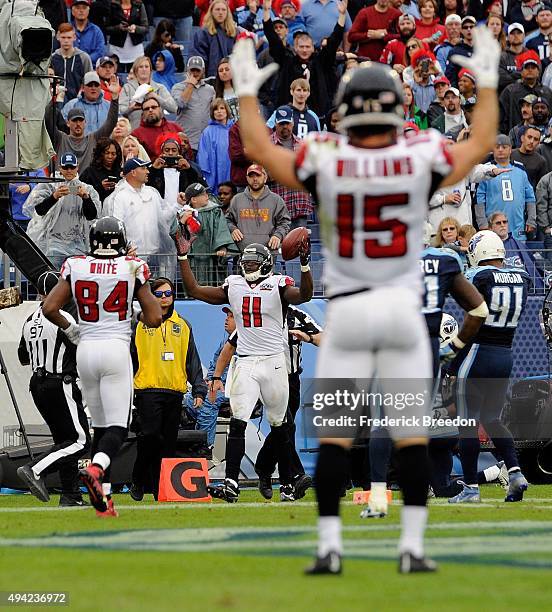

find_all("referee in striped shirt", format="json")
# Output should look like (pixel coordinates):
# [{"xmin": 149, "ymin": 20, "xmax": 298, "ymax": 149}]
[{"xmin": 16, "ymin": 271, "xmax": 90, "ymax": 506}]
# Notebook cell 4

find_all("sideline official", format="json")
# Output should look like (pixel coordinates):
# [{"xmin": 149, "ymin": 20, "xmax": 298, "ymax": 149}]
[
  {"xmin": 130, "ymin": 277, "xmax": 207, "ymax": 500},
  {"xmin": 17, "ymin": 271, "xmax": 90, "ymax": 506}
]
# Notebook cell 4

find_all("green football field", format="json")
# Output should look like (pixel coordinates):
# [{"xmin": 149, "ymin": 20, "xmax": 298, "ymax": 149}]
[{"xmin": 0, "ymin": 485, "xmax": 551, "ymax": 611}]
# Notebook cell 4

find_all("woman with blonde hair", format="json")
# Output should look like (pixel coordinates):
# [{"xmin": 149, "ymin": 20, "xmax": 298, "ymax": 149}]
[
  {"xmin": 191, "ymin": 0, "xmax": 238, "ymax": 77},
  {"xmin": 434, "ymin": 216, "xmax": 461, "ymax": 247},
  {"xmin": 119, "ymin": 56, "xmax": 177, "ymax": 128},
  {"xmin": 121, "ymin": 134, "xmax": 150, "ymax": 162},
  {"xmin": 111, "ymin": 117, "xmax": 132, "ymax": 149}
]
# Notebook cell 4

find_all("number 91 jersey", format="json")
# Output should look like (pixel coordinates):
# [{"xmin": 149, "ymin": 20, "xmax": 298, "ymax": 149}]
[
  {"xmin": 295, "ymin": 130, "xmax": 453, "ymax": 298},
  {"xmin": 60, "ymin": 255, "xmax": 150, "ymax": 342}
]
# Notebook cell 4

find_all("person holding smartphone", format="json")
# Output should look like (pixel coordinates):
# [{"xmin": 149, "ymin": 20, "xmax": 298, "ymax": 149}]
[
  {"xmin": 80, "ymin": 137, "xmax": 123, "ymax": 203},
  {"xmin": 147, "ymin": 133, "xmax": 206, "ymax": 205},
  {"xmin": 23, "ymin": 153, "xmax": 100, "ymax": 270}
]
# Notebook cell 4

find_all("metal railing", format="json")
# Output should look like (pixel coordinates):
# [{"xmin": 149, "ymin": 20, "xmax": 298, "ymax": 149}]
[{"xmin": 3, "ymin": 246, "xmax": 552, "ymax": 300}]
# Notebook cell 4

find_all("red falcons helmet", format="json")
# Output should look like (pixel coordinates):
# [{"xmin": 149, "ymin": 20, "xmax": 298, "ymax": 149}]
[{"xmin": 335, "ymin": 62, "xmax": 404, "ymax": 132}]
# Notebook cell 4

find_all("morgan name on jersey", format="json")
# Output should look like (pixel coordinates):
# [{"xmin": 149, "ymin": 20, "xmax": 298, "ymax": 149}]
[
  {"xmin": 223, "ymin": 274, "xmax": 294, "ymax": 356},
  {"xmin": 295, "ymin": 130, "xmax": 453, "ymax": 298},
  {"xmin": 61, "ymin": 255, "xmax": 150, "ymax": 343}
]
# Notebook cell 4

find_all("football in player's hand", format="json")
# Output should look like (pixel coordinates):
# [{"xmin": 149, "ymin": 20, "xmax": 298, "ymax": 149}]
[{"xmin": 281, "ymin": 227, "xmax": 311, "ymax": 261}]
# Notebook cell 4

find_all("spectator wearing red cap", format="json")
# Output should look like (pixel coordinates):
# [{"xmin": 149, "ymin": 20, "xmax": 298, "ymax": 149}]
[
  {"xmin": 458, "ymin": 68, "xmax": 476, "ymax": 99},
  {"xmin": 498, "ymin": 22, "xmax": 528, "ymax": 93},
  {"xmin": 147, "ymin": 133, "xmax": 206, "ymax": 204},
  {"xmin": 427, "ymin": 75, "xmax": 450, "ymax": 124},
  {"xmin": 226, "ymin": 163, "xmax": 290, "ymax": 252},
  {"xmin": 499, "ymin": 50, "xmax": 552, "ymax": 133},
  {"xmin": 402, "ymin": 45, "xmax": 443, "ymax": 88},
  {"xmin": 414, "ymin": 0, "xmax": 446, "ymax": 49},
  {"xmin": 348, "ymin": 0, "xmax": 402, "ymax": 61},
  {"xmin": 408, "ymin": 48, "xmax": 442, "ymax": 114}
]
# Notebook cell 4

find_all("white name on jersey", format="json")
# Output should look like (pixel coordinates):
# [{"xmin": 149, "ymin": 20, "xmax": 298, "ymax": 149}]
[
  {"xmin": 295, "ymin": 130, "xmax": 453, "ymax": 297},
  {"xmin": 61, "ymin": 255, "xmax": 150, "ymax": 343}
]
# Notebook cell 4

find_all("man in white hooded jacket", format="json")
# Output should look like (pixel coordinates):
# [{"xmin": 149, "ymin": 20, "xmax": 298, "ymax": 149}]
[{"xmin": 103, "ymin": 157, "xmax": 178, "ymax": 276}]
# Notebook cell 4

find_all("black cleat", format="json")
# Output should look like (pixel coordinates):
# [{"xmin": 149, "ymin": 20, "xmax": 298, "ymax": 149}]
[
  {"xmin": 207, "ymin": 478, "xmax": 239, "ymax": 503},
  {"xmin": 59, "ymin": 494, "xmax": 88, "ymax": 507},
  {"xmin": 129, "ymin": 483, "xmax": 144, "ymax": 502},
  {"xmin": 256, "ymin": 472, "xmax": 273, "ymax": 500},
  {"xmin": 293, "ymin": 474, "xmax": 312, "ymax": 499},
  {"xmin": 305, "ymin": 551, "xmax": 342, "ymax": 575},
  {"xmin": 398, "ymin": 552, "xmax": 438, "ymax": 574},
  {"xmin": 17, "ymin": 465, "xmax": 50, "ymax": 502}
]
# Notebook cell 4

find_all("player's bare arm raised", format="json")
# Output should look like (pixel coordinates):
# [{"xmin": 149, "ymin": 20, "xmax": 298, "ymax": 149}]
[{"xmin": 441, "ymin": 27, "xmax": 500, "ymax": 186}]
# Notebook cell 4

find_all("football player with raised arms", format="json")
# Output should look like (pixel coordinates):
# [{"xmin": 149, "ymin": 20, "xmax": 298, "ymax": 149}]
[
  {"xmin": 226, "ymin": 25, "xmax": 501, "ymax": 573},
  {"xmin": 175, "ymin": 234, "xmax": 313, "ymax": 502},
  {"xmin": 43, "ymin": 216, "xmax": 162, "ymax": 516}
]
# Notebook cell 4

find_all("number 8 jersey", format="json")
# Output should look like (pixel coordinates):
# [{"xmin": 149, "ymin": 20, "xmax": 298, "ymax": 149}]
[
  {"xmin": 61, "ymin": 255, "xmax": 151, "ymax": 342},
  {"xmin": 295, "ymin": 129, "xmax": 453, "ymax": 298}
]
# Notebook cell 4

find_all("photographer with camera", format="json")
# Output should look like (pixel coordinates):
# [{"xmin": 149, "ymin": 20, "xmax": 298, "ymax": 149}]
[
  {"xmin": 23, "ymin": 153, "xmax": 100, "ymax": 270},
  {"xmin": 147, "ymin": 133, "xmax": 207, "ymax": 203}
]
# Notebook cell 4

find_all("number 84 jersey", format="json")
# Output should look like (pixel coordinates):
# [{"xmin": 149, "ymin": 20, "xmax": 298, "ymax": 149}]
[
  {"xmin": 61, "ymin": 255, "xmax": 150, "ymax": 342},
  {"xmin": 295, "ymin": 129, "xmax": 453, "ymax": 298},
  {"xmin": 223, "ymin": 274, "xmax": 294, "ymax": 356}
]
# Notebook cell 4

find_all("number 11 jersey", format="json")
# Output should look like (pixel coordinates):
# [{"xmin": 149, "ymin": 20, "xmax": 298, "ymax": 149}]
[
  {"xmin": 223, "ymin": 274, "xmax": 294, "ymax": 356},
  {"xmin": 295, "ymin": 129, "xmax": 453, "ymax": 298},
  {"xmin": 61, "ymin": 255, "xmax": 150, "ymax": 342}
]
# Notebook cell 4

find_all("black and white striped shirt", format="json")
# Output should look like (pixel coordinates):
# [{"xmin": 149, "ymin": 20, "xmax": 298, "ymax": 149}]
[
  {"xmin": 286, "ymin": 306, "xmax": 322, "ymax": 375},
  {"xmin": 18, "ymin": 306, "xmax": 77, "ymax": 375},
  {"xmin": 227, "ymin": 305, "xmax": 322, "ymax": 375}
]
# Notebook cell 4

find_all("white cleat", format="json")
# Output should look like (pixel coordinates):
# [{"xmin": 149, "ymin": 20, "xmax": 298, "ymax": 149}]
[{"xmin": 360, "ymin": 487, "xmax": 388, "ymax": 519}]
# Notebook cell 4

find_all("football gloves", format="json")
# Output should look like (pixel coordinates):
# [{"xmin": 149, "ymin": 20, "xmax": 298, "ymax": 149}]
[
  {"xmin": 298, "ymin": 232, "xmax": 311, "ymax": 267},
  {"xmin": 439, "ymin": 339, "xmax": 461, "ymax": 363},
  {"xmin": 229, "ymin": 38, "xmax": 279, "ymax": 97},
  {"xmin": 173, "ymin": 209, "xmax": 199, "ymax": 256},
  {"xmin": 62, "ymin": 322, "xmax": 80, "ymax": 345}
]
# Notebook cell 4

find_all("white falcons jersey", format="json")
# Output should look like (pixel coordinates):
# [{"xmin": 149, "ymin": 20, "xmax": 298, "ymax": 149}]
[
  {"xmin": 223, "ymin": 274, "xmax": 294, "ymax": 356},
  {"xmin": 295, "ymin": 129, "xmax": 453, "ymax": 297},
  {"xmin": 61, "ymin": 255, "xmax": 150, "ymax": 342}
]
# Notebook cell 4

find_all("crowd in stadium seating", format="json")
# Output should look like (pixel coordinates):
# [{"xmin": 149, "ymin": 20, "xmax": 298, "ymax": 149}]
[{"xmin": 5, "ymin": 0, "xmax": 552, "ymax": 291}]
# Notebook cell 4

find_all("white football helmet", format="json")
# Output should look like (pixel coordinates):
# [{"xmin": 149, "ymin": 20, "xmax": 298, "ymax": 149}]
[
  {"xmin": 467, "ymin": 230, "xmax": 505, "ymax": 267},
  {"xmin": 440, "ymin": 313, "xmax": 458, "ymax": 348}
]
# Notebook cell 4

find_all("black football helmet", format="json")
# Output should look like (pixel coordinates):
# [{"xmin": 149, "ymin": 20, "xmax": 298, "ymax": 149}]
[
  {"xmin": 240, "ymin": 243, "xmax": 273, "ymax": 282},
  {"xmin": 335, "ymin": 62, "xmax": 404, "ymax": 132},
  {"xmin": 89, "ymin": 216, "xmax": 128, "ymax": 258}
]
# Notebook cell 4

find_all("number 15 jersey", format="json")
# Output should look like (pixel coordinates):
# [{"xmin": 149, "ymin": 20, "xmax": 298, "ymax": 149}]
[
  {"xmin": 61, "ymin": 255, "xmax": 150, "ymax": 343},
  {"xmin": 295, "ymin": 129, "xmax": 453, "ymax": 298}
]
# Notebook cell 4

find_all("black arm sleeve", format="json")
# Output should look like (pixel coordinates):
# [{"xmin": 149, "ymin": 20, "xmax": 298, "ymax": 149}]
[
  {"xmin": 35, "ymin": 194, "xmax": 58, "ymax": 216},
  {"xmin": 18, "ymin": 334, "xmax": 30, "ymax": 366},
  {"xmin": 186, "ymin": 326, "xmax": 208, "ymax": 399},
  {"xmin": 81, "ymin": 195, "xmax": 98, "ymax": 221}
]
